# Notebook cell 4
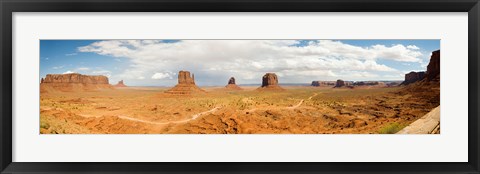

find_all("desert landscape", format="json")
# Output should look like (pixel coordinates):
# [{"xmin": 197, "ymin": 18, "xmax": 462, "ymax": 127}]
[{"xmin": 39, "ymin": 40, "xmax": 440, "ymax": 134}]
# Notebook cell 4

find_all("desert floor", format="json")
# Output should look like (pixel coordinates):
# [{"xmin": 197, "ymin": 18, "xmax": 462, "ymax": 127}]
[{"xmin": 40, "ymin": 85, "xmax": 440, "ymax": 134}]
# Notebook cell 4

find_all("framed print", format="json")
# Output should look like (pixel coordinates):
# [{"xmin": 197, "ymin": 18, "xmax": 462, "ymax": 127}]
[{"xmin": 1, "ymin": 0, "xmax": 479, "ymax": 173}]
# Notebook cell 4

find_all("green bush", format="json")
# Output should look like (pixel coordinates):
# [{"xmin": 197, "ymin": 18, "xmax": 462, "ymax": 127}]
[{"xmin": 378, "ymin": 122, "xmax": 406, "ymax": 134}]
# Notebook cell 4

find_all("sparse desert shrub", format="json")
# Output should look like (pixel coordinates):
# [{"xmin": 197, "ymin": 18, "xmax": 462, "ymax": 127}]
[
  {"xmin": 378, "ymin": 122, "xmax": 406, "ymax": 134},
  {"xmin": 40, "ymin": 122, "xmax": 50, "ymax": 129}
]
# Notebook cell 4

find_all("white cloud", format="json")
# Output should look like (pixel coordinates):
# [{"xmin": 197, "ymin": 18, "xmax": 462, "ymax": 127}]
[
  {"xmin": 407, "ymin": 45, "xmax": 420, "ymax": 50},
  {"xmin": 63, "ymin": 70, "xmax": 75, "ymax": 74},
  {"xmin": 151, "ymin": 72, "xmax": 174, "ymax": 80},
  {"xmin": 78, "ymin": 40, "xmax": 425, "ymax": 84}
]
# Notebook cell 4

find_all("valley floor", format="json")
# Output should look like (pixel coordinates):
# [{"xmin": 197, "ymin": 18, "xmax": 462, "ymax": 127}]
[{"xmin": 40, "ymin": 85, "xmax": 440, "ymax": 134}]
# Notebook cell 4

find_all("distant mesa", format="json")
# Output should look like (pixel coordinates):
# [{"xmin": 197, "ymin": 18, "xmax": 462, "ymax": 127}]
[
  {"xmin": 352, "ymin": 81, "xmax": 386, "ymax": 87},
  {"xmin": 334, "ymin": 79, "xmax": 345, "ymax": 88},
  {"xmin": 114, "ymin": 80, "xmax": 127, "ymax": 87},
  {"xmin": 401, "ymin": 71, "xmax": 425, "ymax": 85},
  {"xmin": 334, "ymin": 79, "xmax": 354, "ymax": 88},
  {"xmin": 165, "ymin": 70, "xmax": 206, "ymax": 95},
  {"xmin": 257, "ymin": 73, "xmax": 285, "ymax": 91},
  {"xmin": 311, "ymin": 81, "xmax": 335, "ymax": 87},
  {"xmin": 40, "ymin": 73, "xmax": 113, "ymax": 92},
  {"xmin": 225, "ymin": 77, "xmax": 242, "ymax": 90}
]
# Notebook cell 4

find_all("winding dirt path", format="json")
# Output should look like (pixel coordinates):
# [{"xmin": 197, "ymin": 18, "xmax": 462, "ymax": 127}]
[
  {"xmin": 77, "ymin": 93, "xmax": 318, "ymax": 125},
  {"xmin": 287, "ymin": 93, "xmax": 318, "ymax": 109},
  {"xmin": 78, "ymin": 107, "xmax": 221, "ymax": 125},
  {"xmin": 248, "ymin": 93, "xmax": 318, "ymax": 112}
]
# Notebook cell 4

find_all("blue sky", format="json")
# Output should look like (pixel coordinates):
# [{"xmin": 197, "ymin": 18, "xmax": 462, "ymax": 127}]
[{"xmin": 40, "ymin": 40, "xmax": 439, "ymax": 86}]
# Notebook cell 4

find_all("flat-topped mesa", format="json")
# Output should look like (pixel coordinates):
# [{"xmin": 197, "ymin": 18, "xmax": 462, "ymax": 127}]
[
  {"xmin": 257, "ymin": 73, "xmax": 284, "ymax": 91},
  {"xmin": 114, "ymin": 80, "xmax": 127, "ymax": 87},
  {"xmin": 425, "ymin": 50, "xmax": 440, "ymax": 82},
  {"xmin": 353, "ymin": 81, "xmax": 382, "ymax": 86},
  {"xmin": 225, "ymin": 77, "xmax": 242, "ymax": 90},
  {"xmin": 40, "ymin": 73, "xmax": 112, "ymax": 92},
  {"xmin": 311, "ymin": 81, "xmax": 335, "ymax": 87},
  {"xmin": 165, "ymin": 70, "xmax": 205, "ymax": 95},
  {"xmin": 42, "ymin": 73, "xmax": 109, "ymax": 84},
  {"xmin": 401, "ymin": 71, "xmax": 425, "ymax": 85}
]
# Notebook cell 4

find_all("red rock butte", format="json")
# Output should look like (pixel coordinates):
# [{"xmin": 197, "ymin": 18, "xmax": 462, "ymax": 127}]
[
  {"xmin": 165, "ymin": 71, "xmax": 206, "ymax": 95},
  {"xmin": 257, "ymin": 73, "xmax": 284, "ymax": 91},
  {"xmin": 225, "ymin": 77, "xmax": 242, "ymax": 90},
  {"xmin": 114, "ymin": 80, "xmax": 127, "ymax": 87},
  {"xmin": 40, "ymin": 73, "xmax": 113, "ymax": 92}
]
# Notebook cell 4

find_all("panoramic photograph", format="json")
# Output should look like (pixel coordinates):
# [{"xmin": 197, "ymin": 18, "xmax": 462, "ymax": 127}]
[{"xmin": 39, "ymin": 40, "xmax": 440, "ymax": 134}]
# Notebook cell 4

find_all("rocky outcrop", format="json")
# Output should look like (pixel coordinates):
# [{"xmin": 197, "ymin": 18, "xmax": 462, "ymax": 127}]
[
  {"xmin": 165, "ymin": 71, "xmax": 205, "ymax": 95},
  {"xmin": 114, "ymin": 80, "xmax": 127, "ymax": 87},
  {"xmin": 335, "ymin": 79, "xmax": 345, "ymax": 87},
  {"xmin": 40, "ymin": 73, "xmax": 112, "ymax": 92},
  {"xmin": 225, "ymin": 77, "xmax": 242, "ymax": 90},
  {"xmin": 228, "ymin": 77, "xmax": 236, "ymax": 84},
  {"xmin": 311, "ymin": 81, "xmax": 335, "ymax": 87},
  {"xmin": 425, "ymin": 50, "xmax": 440, "ymax": 82},
  {"xmin": 401, "ymin": 71, "xmax": 425, "ymax": 85},
  {"xmin": 257, "ymin": 73, "xmax": 284, "ymax": 91}
]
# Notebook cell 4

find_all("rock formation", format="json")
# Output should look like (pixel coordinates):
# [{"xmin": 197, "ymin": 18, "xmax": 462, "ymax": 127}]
[
  {"xmin": 40, "ymin": 73, "xmax": 113, "ymax": 92},
  {"xmin": 311, "ymin": 81, "xmax": 336, "ymax": 87},
  {"xmin": 335, "ymin": 79, "xmax": 345, "ymax": 87},
  {"xmin": 353, "ymin": 81, "xmax": 381, "ymax": 86},
  {"xmin": 257, "ymin": 73, "xmax": 284, "ymax": 91},
  {"xmin": 401, "ymin": 71, "xmax": 425, "ymax": 85},
  {"xmin": 114, "ymin": 80, "xmax": 127, "ymax": 87},
  {"xmin": 425, "ymin": 50, "xmax": 440, "ymax": 82},
  {"xmin": 401, "ymin": 50, "xmax": 440, "ymax": 85},
  {"xmin": 42, "ymin": 73, "xmax": 109, "ymax": 84},
  {"xmin": 225, "ymin": 77, "xmax": 242, "ymax": 90},
  {"xmin": 165, "ymin": 71, "xmax": 205, "ymax": 95}
]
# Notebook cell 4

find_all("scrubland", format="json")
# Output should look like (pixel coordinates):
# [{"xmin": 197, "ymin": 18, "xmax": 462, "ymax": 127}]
[{"xmin": 40, "ymin": 85, "xmax": 439, "ymax": 134}]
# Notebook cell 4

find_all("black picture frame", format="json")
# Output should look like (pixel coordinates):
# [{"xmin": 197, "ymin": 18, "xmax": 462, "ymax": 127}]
[{"xmin": 1, "ymin": 0, "xmax": 479, "ymax": 173}]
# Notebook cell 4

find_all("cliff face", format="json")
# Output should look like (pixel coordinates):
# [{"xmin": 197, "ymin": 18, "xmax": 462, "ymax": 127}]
[
  {"xmin": 40, "ymin": 73, "xmax": 112, "ymax": 92},
  {"xmin": 178, "ymin": 71, "xmax": 195, "ymax": 85},
  {"xmin": 261, "ymin": 73, "xmax": 279, "ymax": 87},
  {"xmin": 43, "ymin": 73, "xmax": 109, "ymax": 84},
  {"xmin": 425, "ymin": 50, "xmax": 440, "ymax": 82},
  {"xmin": 401, "ymin": 49, "xmax": 440, "ymax": 85}
]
